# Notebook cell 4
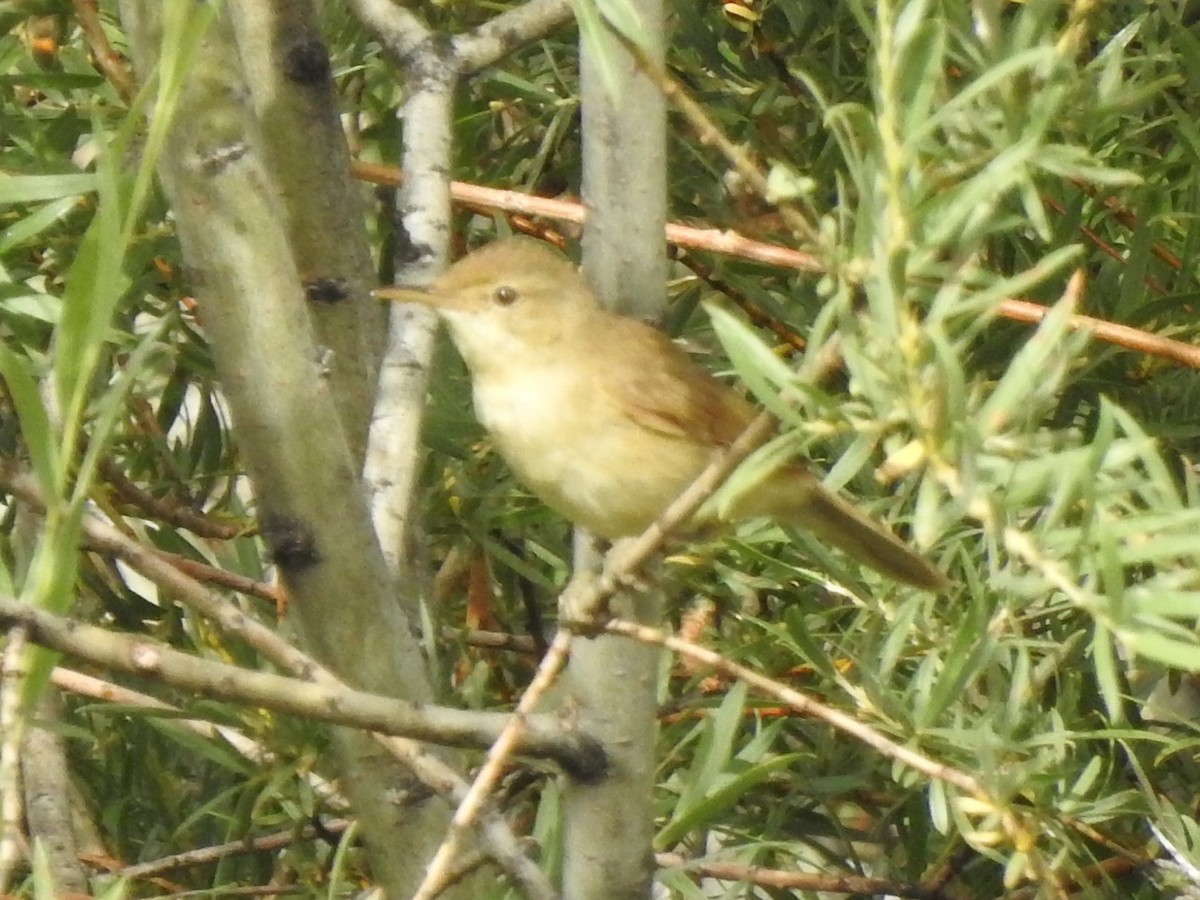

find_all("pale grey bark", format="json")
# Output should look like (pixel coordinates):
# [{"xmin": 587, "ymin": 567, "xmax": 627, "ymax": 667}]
[
  {"xmin": 0, "ymin": 595, "xmax": 602, "ymax": 775},
  {"xmin": 117, "ymin": 0, "xmax": 649, "ymax": 894},
  {"xmin": 21, "ymin": 690, "xmax": 89, "ymax": 896},
  {"xmin": 356, "ymin": 0, "xmax": 572, "ymax": 574},
  {"xmin": 579, "ymin": 25, "xmax": 670, "ymax": 320},
  {"xmin": 362, "ymin": 56, "xmax": 451, "ymax": 576},
  {"xmin": 454, "ymin": 0, "xmax": 572, "ymax": 73},
  {"xmin": 351, "ymin": 0, "xmax": 569, "ymax": 71},
  {"xmin": 226, "ymin": 0, "xmax": 387, "ymax": 467},
  {"xmin": 561, "ymin": 4, "xmax": 669, "ymax": 898},
  {"xmin": 117, "ymin": 6, "xmax": 452, "ymax": 895}
]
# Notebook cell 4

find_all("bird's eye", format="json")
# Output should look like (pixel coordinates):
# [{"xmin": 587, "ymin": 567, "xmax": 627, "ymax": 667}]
[{"xmin": 492, "ymin": 285, "xmax": 519, "ymax": 305}]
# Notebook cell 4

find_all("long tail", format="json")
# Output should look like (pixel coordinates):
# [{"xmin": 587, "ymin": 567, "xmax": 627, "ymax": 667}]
[{"xmin": 790, "ymin": 486, "xmax": 948, "ymax": 592}]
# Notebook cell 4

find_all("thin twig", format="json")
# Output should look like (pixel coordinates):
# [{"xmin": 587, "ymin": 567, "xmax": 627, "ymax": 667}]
[
  {"xmin": 601, "ymin": 617, "xmax": 984, "ymax": 796},
  {"xmin": 353, "ymin": 159, "xmax": 825, "ymax": 272},
  {"xmin": 98, "ymin": 459, "xmax": 248, "ymax": 540},
  {"xmin": 996, "ymin": 297, "xmax": 1200, "ymax": 369},
  {"xmin": 674, "ymin": 247, "xmax": 807, "ymax": 353},
  {"xmin": 655, "ymin": 851, "xmax": 944, "ymax": 899},
  {"xmin": 80, "ymin": 536, "xmax": 282, "ymax": 607},
  {"xmin": 619, "ymin": 41, "xmax": 820, "ymax": 246},
  {"xmin": 50, "ymin": 666, "xmax": 346, "ymax": 805},
  {"xmin": 1041, "ymin": 194, "xmax": 1170, "ymax": 294},
  {"xmin": 354, "ymin": 161, "xmax": 1200, "ymax": 370},
  {"xmin": 0, "ymin": 597, "xmax": 594, "ymax": 774},
  {"xmin": 116, "ymin": 818, "xmax": 351, "ymax": 880},
  {"xmin": 412, "ymin": 628, "xmax": 572, "ymax": 900},
  {"xmin": 1070, "ymin": 180, "xmax": 1185, "ymax": 272},
  {"xmin": 71, "ymin": 0, "xmax": 136, "ymax": 103},
  {"xmin": 412, "ymin": 412, "xmax": 778, "ymax": 898},
  {"xmin": 443, "ymin": 627, "xmax": 539, "ymax": 655},
  {"xmin": 0, "ymin": 626, "xmax": 28, "ymax": 894},
  {"xmin": 372, "ymin": 730, "xmax": 557, "ymax": 900},
  {"xmin": 0, "ymin": 464, "xmax": 576, "ymax": 899}
]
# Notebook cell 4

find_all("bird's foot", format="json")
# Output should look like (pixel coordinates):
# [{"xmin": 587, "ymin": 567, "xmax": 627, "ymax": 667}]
[{"xmin": 558, "ymin": 571, "xmax": 610, "ymax": 635}]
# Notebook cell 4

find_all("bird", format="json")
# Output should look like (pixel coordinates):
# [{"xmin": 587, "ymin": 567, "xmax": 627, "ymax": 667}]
[{"xmin": 376, "ymin": 236, "xmax": 947, "ymax": 591}]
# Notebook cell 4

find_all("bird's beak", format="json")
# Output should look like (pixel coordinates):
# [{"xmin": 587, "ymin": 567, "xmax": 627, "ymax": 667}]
[{"xmin": 372, "ymin": 284, "xmax": 436, "ymax": 306}]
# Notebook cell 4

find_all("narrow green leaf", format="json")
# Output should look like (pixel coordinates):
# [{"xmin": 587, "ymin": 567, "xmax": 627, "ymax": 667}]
[
  {"xmin": 1122, "ymin": 632, "xmax": 1200, "ymax": 672},
  {"xmin": 673, "ymin": 682, "xmax": 748, "ymax": 820},
  {"xmin": 1129, "ymin": 590, "xmax": 1200, "ymax": 619},
  {"xmin": 31, "ymin": 839, "xmax": 56, "ymax": 900},
  {"xmin": 978, "ymin": 291, "xmax": 1078, "ymax": 435},
  {"xmin": 928, "ymin": 777, "xmax": 949, "ymax": 835},
  {"xmin": 0, "ymin": 343, "xmax": 57, "ymax": 496},
  {"xmin": 657, "ymin": 752, "xmax": 800, "ymax": 849},
  {"xmin": 920, "ymin": 604, "xmax": 988, "ymax": 726},
  {"xmin": 1091, "ymin": 625, "xmax": 1125, "ymax": 722},
  {"xmin": 590, "ymin": 0, "xmax": 654, "ymax": 52},
  {"xmin": 0, "ymin": 172, "xmax": 97, "ymax": 204},
  {"xmin": 1069, "ymin": 755, "xmax": 1105, "ymax": 800},
  {"xmin": 0, "ymin": 196, "xmax": 82, "ymax": 252},
  {"xmin": 705, "ymin": 301, "xmax": 798, "ymax": 419},
  {"xmin": 73, "ymin": 323, "xmax": 170, "ymax": 507},
  {"xmin": 569, "ymin": 0, "xmax": 624, "ymax": 100}
]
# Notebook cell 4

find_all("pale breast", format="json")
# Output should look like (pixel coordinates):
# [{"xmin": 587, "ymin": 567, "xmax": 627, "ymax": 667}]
[
  {"xmin": 473, "ymin": 365, "xmax": 584, "ymax": 486},
  {"xmin": 471, "ymin": 363, "xmax": 712, "ymax": 537}
]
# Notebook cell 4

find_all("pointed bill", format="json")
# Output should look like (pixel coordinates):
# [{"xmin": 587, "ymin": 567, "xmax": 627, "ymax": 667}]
[{"xmin": 372, "ymin": 285, "xmax": 435, "ymax": 305}]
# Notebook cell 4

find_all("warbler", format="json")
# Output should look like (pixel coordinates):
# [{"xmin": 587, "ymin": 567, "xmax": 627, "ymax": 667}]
[{"xmin": 377, "ymin": 237, "xmax": 946, "ymax": 591}]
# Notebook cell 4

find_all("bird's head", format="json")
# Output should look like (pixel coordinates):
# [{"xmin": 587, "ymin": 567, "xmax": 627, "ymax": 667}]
[{"xmin": 374, "ymin": 237, "xmax": 598, "ymax": 374}]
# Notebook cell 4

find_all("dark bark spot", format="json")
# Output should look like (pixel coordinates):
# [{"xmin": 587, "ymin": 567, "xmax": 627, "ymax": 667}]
[
  {"xmin": 282, "ymin": 36, "xmax": 331, "ymax": 85},
  {"xmin": 392, "ymin": 221, "xmax": 432, "ymax": 267},
  {"xmin": 262, "ymin": 515, "xmax": 320, "ymax": 571},
  {"xmin": 303, "ymin": 277, "xmax": 350, "ymax": 305},
  {"xmin": 559, "ymin": 734, "xmax": 611, "ymax": 784}
]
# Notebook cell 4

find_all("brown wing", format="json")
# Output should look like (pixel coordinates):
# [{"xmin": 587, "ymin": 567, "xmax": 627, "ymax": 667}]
[{"xmin": 598, "ymin": 315, "xmax": 759, "ymax": 448}]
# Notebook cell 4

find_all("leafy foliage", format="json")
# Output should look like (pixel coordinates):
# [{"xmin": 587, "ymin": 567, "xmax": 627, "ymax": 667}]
[{"xmin": 2, "ymin": 0, "xmax": 1200, "ymax": 898}]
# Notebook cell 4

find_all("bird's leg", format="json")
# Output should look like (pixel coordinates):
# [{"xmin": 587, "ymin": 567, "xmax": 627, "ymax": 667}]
[
  {"xmin": 558, "ymin": 530, "xmax": 610, "ymax": 631},
  {"xmin": 607, "ymin": 537, "xmax": 657, "ymax": 594},
  {"xmin": 559, "ymin": 535, "xmax": 662, "ymax": 634},
  {"xmin": 559, "ymin": 570, "xmax": 606, "ymax": 634}
]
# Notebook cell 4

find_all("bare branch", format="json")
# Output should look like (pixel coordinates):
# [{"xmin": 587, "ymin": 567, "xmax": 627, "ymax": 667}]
[
  {"xmin": 2, "ymin": 467, "xmax": 586, "ymax": 897},
  {"xmin": 0, "ymin": 597, "xmax": 598, "ymax": 773},
  {"xmin": 353, "ymin": 159, "xmax": 826, "ymax": 270},
  {"xmin": 0, "ymin": 626, "xmax": 28, "ymax": 894},
  {"xmin": 996, "ymin": 296, "xmax": 1200, "ymax": 369},
  {"xmin": 3, "ymin": 472, "xmax": 566, "ymax": 897},
  {"xmin": 352, "ymin": 161, "xmax": 1200, "ymax": 370},
  {"xmin": 84, "ymin": 545, "xmax": 283, "ymax": 608},
  {"xmin": 1, "ymin": 465, "xmax": 606, "ymax": 779},
  {"xmin": 655, "ymin": 852, "xmax": 943, "ymax": 899},
  {"xmin": 601, "ymin": 617, "xmax": 984, "ymax": 796},
  {"xmin": 453, "ymin": 0, "xmax": 573, "ymax": 74},
  {"xmin": 345, "ymin": 0, "xmax": 430, "ymax": 58},
  {"xmin": 50, "ymin": 667, "xmax": 345, "ymax": 806},
  {"xmin": 71, "ymin": 0, "xmax": 136, "ymax": 103},
  {"xmin": 21, "ymin": 690, "xmax": 89, "ymax": 895},
  {"xmin": 117, "ymin": 818, "xmax": 352, "ymax": 880},
  {"xmin": 99, "ymin": 459, "xmax": 247, "ymax": 540}
]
